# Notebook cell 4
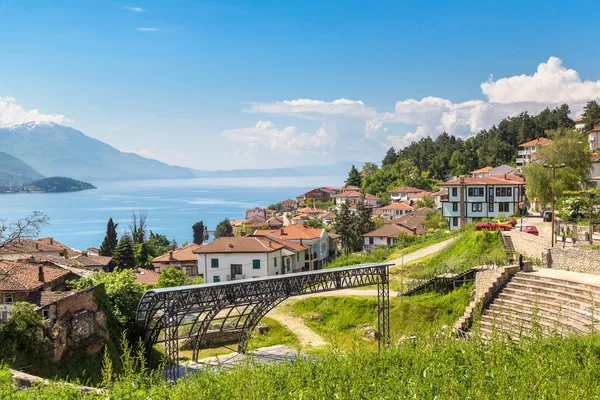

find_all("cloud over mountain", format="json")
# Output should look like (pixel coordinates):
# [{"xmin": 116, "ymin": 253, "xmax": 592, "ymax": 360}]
[
  {"xmin": 224, "ymin": 57, "xmax": 600, "ymax": 155},
  {"xmin": 0, "ymin": 97, "xmax": 71, "ymax": 127}
]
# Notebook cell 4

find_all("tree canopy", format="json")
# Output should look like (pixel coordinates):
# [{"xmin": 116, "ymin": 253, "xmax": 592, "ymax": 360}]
[
  {"xmin": 345, "ymin": 165, "xmax": 362, "ymax": 187},
  {"xmin": 156, "ymin": 265, "xmax": 187, "ymax": 288},
  {"xmin": 214, "ymin": 218, "xmax": 234, "ymax": 239},
  {"xmin": 99, "ymin": 218, "xmax": 118, "ymax": 257},
  {"xmin": 192, "ymin": 221, "xmax": 205, "ymax": 245},
  {"xmin": 112, "ymin": 232, "xmax": 136, "ymax": 270}
]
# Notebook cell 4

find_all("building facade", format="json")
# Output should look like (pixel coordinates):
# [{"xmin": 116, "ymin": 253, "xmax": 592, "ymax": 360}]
[{"xmin": 516, "ymin": 138, "xmax": 552, "ymax": 171}]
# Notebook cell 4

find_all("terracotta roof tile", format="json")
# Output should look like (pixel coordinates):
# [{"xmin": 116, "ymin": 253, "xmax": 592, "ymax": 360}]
[
  {"xmin": 592, "ymin": 152, "xmax": 600, "ymax": 163},
  {"xmin": 590, "ymin": 124, "xmax": 600, "ymax": 133},
  {"xmin": 134, "ymin": 268, "xmax": 159, "ymax": 285},
  {"xmin": 0, "ymin": 260, "xmax": 71, "ymax": 291},
  {"xmin": 519, "ymin": 137, "xmax": 552, "ymax": 147},
  {"xmin": 27, "ymin": 290, "xmax": 78, "ymax": 308},
  {"xmin": 151, "ymin": 244, "xmax": 201, "ymax": 264},
  {"xmin": 193, "ymin": 237, "xmax": 285, "ymax": 254},
  {"xmin": 363, "ymin": 225, "xmax": 410, "ymax": 238},
  {"xmin": 382, "ymin": 202, "xmax": 414, "ymax": 210},
  {"xmin": 439, "ymin": 175, "xmax": 525, "ymax": 186},
  {"xmin": 252, "ymin": 234, "xmax": 307, "ymax": 252},
  {"xmin": 471, "ymin": 166, "xmax": 492, "ymax": 174},
  {"xmin": 389, "ymin": 186, "xmax": 423, "ymax": 194},
  {"xmin": 0, "ymin": 239, "xmax": 63, "ymax": 255},
  {"xmin": 254, "ymin": 224, "xmax": 325, "ymax": 240}
]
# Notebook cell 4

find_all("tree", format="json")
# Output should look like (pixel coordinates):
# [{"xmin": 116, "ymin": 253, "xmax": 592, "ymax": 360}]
[
  {"xmin": 306, "ymin": 218, "xmax": 325, "ymax": 229},
  {"xmin": 423, "ymin": 211, "xmax": 447, "ymax": 231},
  {"xmin": 112, "ymin": 232, "xmax": 136, "ymax": 270},
  {"xmin": 333, "ymin": 201, "xmax": 359, "ymax": 256},
  {"xmin": 361, "ymin": 162, "xmax": 379, "ymax": 176},
  {"xmin": 0, "ymin": 302, "xmax": 50, "ymax": 367},
  {"xmin": 582, "ymin": 100, "xmax": 600, "ymax": 132},
  {"xmin": 99, "ymin": 218, "xmax": 118, "ymax": 257},
  {"xmin": 345, "ymin": 165, "xmax": 362, "ymax": 187},
  {"xmin": 130, "ymin": 209, "xmax": 147, "ymax": 245},
  {"xmin": 267, "ymin": 203, "xmax": 283, "ymax": 212},
  {"xmin": 136, "ymin": 242, "xmax": 151, "ymax": 269},
  {"xmin": 74, "ymin": 269, "xmax": 144, "ymax": 331},
  {"xmin": 192, "ymin": 221, "xmax": 206, "ymax": 245},
  {"xmin": 382, "ymin": 147, "xmax": 398, "ymax": 166},
  {"xmin": 214, "ymin": 218, "xmax": 234, "ymax": 239},
  {"xmin": 416, "ymin": 196, "xmax": 435, "ymax": 209},
  {"xmin": 145, "ymin": 231, "xmax": 172, "ymax": 258},
  {"xmin": 156, "ymin": 265, "xmax": 187, "ymax": 288},
  {"xmin": 0, "ymin": 211, "xmax": 49, "ymax": 250},
  {"xmin": 356, "ymin": 194, "xmax": 375, "ymax": 236}
]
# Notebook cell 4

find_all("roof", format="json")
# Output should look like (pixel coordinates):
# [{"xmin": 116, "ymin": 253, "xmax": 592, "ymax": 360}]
[
  {"xmin": 389, "ymin": 186, "xmax": 423, "ymax": 194},
  {"xmin": 574, "ymin": 117, "xmax": 584, "ymax": 123},
  {"xmin": 592, "ymin": 152, "xmax": 600, "ymax": 163},
  {"xmin": 134, "ymin": 268, "xmax": 160, "ymax": 285},
  {"xmin": 254, "ymin": 224, "xmax": 325, "ymax": 240},
  {"xmin": 27, "ymin": 290, "xmax": 80, "ymax": 308},
  {"xmin": 296, "ymin": 207, "xmax": 321, "ymax": 213},
  {"xmin": 70, "ymin": 254, "xmax": 112, "ymax": 267},
  {"xmin": 519, "ymin": 137, "xmax": 552, "ymax": 147},
  {"xmin": 0, "ymin": 260, "xmax": 71, "ymax": 291},
  {"xmin": 382, "ymin": 202, "xmax": 414, "ymax": 210},
  {"xmin": 411, "ymin": 191, "xmax": 432, "ymax": 198},
  {"xmin": 471, "ymin": 166, "xmax": 492, "ymax": 174},
  {"xmin": 439, "ymin": 174, "xmax": 525, "ymax": 186},
  {"xmin": 151, "ymin": 244, "xmax": 201, "ymax": 264},
  {"xmin": 334, "ymin": 190, "xmax": 362, "ymax": 198},
  {"xmin": 340, "ymin": 185, "xmax": 361, "ymax": 191},
  {"xmin": 590, "ymin": 124, "xmax": 600, "ymax": 133},
  {"xmin": 254, "ymin": 233, "xmax": 306, "ymax": 252},
  {"xmin": 36, "ymin": 238, "xmax": 71, "ymax": 251},
  {"xmin": 0, "ymin": 239, "xmax": 63, "ymax": 255},
  {"xmin": 593, "ymin": 176, "xmax": 600, "ymax": 181},
  {"xmin": 193, "ymin": 237, "xmax": 285, "ymax": 254},
  {"xmin": 279, "ymin": 199, "xmax": 296, "ymax": 204},
  {"xmin": 363, "ymin": 225, "xmax": 407, "ymax": 238}
]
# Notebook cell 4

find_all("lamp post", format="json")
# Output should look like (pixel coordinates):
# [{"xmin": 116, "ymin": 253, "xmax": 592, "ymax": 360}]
[{"xmin": 543, "ymin": 163, "xmax": 566, "ymax": 247}]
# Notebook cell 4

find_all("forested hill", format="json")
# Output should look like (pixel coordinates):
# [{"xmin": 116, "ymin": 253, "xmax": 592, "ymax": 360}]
[
  {"xmin": 388, "ymin": 104, "xmax": 573, "ymax": 180},
  {"xmin": 0, "ymin": 151, "xmax": 45, "ymax": 185},
  {"xmin": 27, "ymin": 177, "xmax": 96, "ymax": 193}
]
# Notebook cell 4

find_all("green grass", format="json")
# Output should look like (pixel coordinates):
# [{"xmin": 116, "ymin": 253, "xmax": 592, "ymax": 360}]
[
  {"xmin": 386, "ymin": 230, "xmax": 458, "ymax": 260},
  {"xmin": 9, "ymin": 333, "xmax": 600, "ymax": 399},
  {"xmin": 289, "ymin": 286, "xmax": 471, "ymax": 350}
]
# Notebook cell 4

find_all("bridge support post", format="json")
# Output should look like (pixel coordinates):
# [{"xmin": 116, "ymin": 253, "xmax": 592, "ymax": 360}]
[
  {"xmin": 377, "ymin": 265, "xmax": 390, "ymax": 350},
  {"xmin": 164, "ymin": 301, "xmax": 180, "ymax": 382}
]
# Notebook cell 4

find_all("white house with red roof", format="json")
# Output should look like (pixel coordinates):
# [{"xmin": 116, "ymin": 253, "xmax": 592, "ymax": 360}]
[
  {"xmin": 438, "ymin": 174, "xmax": 526, "ymax": 230},
  {"xmin": 516, "ymin": 137, "xmax": 552, "ymax": 171},
  {"xmin": 333, "ymin": 191, "xmax": 380, "ymax": 208},
  {"xmin": 380, "ymin": 201, "xmax": 414, "ymax": 219},
  {"xmin": 574, "ymin": 117, "xmax": 585, "ymax": 131}
]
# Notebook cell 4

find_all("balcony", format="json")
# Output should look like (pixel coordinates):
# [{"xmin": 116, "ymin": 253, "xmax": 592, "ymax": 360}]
[
  {"xmin": 226, "ymin": 274, "xmax": 246, "ymax": 281},
  {"xmin": 517, "ymin": 150, "xmax": 530, "ymax": 156},
  {"xmin": 515, "ymin": 158, "xmax": 528, "ymax": 164}
]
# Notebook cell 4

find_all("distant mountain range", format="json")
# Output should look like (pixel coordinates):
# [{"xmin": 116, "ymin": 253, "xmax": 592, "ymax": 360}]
[
  {"xmin": 0, "ymin": 150, "xmax": 45, "ymax": 186},
  {"xmin": 0, "ymin": 122, "xmax": 362, "ymax": 181}
]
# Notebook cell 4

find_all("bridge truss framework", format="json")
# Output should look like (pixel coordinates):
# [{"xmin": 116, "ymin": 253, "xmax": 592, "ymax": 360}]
[{"xmin": 137, "ymin": 263, "xmax": 391, "ymax": 381}]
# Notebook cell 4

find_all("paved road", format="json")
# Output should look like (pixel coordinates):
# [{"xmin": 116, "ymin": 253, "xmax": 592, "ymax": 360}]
[{"xmin": 388, "ymin": 237, "xmax": 457, "ymax": 267}]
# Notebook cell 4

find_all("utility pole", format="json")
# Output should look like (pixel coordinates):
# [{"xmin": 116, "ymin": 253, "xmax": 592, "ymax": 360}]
[{"xmin": 543, "ymin": 163, "xmax": 566, "ymax": 247}]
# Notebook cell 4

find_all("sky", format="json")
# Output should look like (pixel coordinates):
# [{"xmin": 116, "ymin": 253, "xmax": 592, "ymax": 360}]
[{"xmin": 1, "ymin": 0, "xmax": 600, "ymax": 170}]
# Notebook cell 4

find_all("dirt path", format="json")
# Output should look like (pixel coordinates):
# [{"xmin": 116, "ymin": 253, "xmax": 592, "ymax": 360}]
[
  {"xmin": 267, "ymin": 306, "xmax": 328, "ymax": 348},
  {"xmin": 388, "ymin": 237, "xmax": 456, "ymax": 266}
]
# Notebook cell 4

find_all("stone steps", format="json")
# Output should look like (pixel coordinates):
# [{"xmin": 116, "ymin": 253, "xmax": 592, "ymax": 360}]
[{"xmin": 486, "ymin": 303, "xmax": 592, "ymax": 333}]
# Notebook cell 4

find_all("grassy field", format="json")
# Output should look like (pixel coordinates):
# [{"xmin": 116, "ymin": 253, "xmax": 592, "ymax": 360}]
[
  {"xmin": 9, "ymin": 332, "xmax": 600, "ymax": 399},
  {"xmin": 288, "ymin": 286, "xmax": 471, "ymax": 350}
]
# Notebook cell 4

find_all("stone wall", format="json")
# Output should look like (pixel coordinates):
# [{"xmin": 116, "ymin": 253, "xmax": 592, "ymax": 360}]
[{"xmin": 505, "ymin": 231, "xmax": 600, "ymax": 275}]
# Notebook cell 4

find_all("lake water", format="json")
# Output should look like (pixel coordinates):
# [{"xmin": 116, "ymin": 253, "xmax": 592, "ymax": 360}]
[{"xmin": 0, "ymin": 176, "xmax": 344, "ymax": 250}]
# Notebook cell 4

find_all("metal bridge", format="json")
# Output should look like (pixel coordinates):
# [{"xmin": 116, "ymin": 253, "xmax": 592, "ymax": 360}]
[{"xmin": 137, "ymin": 263, "xmax": 391, "ymax": 381}]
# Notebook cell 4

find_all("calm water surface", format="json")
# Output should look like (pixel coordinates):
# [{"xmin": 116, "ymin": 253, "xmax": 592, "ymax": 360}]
[{"xmin": 0, "ymin": 176, "xmax": 344, "ymax": 250}]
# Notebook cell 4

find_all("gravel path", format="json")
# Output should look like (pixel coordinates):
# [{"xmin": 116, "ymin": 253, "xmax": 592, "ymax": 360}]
[
  {"xmin": 267, "ymin": 306, "xmax": 328, "ymax": 348},
  {"xmin": 388, "ymin": 237, "xmax": 457, "ymax": 266}
]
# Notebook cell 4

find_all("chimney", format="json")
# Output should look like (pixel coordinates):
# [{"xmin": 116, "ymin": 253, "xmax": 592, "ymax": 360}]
[
  {"xmin": 38, "ymin": 265, "xmax": 45, "ymax": 283},
  {"xmin": 459, "ymin": 176, "xmax": 465, "ymax": 183},
  {"xmin": 300, "ymin": 238, "xmax": 303, "ymax": 246},
  {"xmin": 280, "ymin": 228, "xmax": 284, "ymax": 235},
  {"xmin": 172, "ymin": 243, "xmax": 176, "ymax": 251},
  {"xmin": 82, "ymin": 250, "xmax": 88, "ymax": 257},
  {"xmin": 413, "ymin": 227, "xmax": 417, "ymax": 235},
  {"xmin": 169, "ymin": 251, "xmax": 174, "ymax": 261},
  {"xmin": 35, "ymin": 243, "xmax": 39, "ymax": 250},
  {"xmin": 50, "ymin": 238, "xmax": 54, "ymax": 245}
]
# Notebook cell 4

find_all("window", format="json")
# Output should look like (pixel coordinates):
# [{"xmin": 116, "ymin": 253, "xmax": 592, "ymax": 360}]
[
  {"xmin": 452, "ymin": 203, "xmax": 458, "ymax": 212},
  {"xmin": 3, "ymin": 293, "xmax": 13, "ymax": 304},
  {"xmin": 452, "ymin": 217, "xmax": 459, "ymax": 227},
  {"xmin": 499, "ymin": 203, "xmax": 510, "ymax": 212},
  {"xmin": 468, "ymin": 188, "xmax": 473, "ymax": 197},
  {"xmin": 0, "ymin": 311, "xmax": 8, "ymax": 321},
  {"xmin": 297, "ymin": 253, "xmax": 299, "ymax": 262},
  {"xmin": 321, "ymin": 243, "xmax": 326, "ymax": 253},
  {"xmin": 471, "ymin": 203, "xmax": 482, "ymax": 212},
  {"xmin": 479, "ymin": 187, "xmax": 484, "ymax": 197},
  {"xmin": 286, "ymin": 258, "xmax": 291, "ymax": 271},
  {"xmin": 211, "ymin": 258, "xmax": 219, "ymax": 268},
  {"xmin": 213, "ymin": 276, "xmax": 220, "ymax": 283},
  {"xmin": 274, "ymin": 257, "xmax": 278, "ymax": 267},
  {"xmin": 489, "ymin": 203, "xmax": 494, "ymax": 212},
  {"xmin": 496, "ymin": 187, "xmax": 511, "ymax": 197},
  {"xmin": 253, "ymin": 259, "xmax": 261, "ymax": 269},
  {"xmin": 507, "ymin": 188, "xmax": 512, "ymax": 197},
  {"xmin": 42, "ymin": 310, "xmax": 49, "ymax": 319},
  {"xmin": 452, "ymin": 187, "xmax": 457, "ymax": 197}
]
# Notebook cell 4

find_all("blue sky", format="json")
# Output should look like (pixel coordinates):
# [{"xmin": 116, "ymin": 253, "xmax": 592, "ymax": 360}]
[{"xmin": 1, "ymin": 0, "xmax": 600, "ymax": 169}]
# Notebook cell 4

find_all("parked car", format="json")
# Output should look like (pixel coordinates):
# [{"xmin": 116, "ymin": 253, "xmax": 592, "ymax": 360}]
[
  {"xmin": 476, "ymin": 222, "xmax": 511, "ymax": 231},
  {"xmin": 499, "ymin": 217, "xmax": 517, "ymax": 227},
  {"xmin": 521, "ymin": 225, "xmax": 539, "ymax": 236},
  {"xmin": 542, "ymin": 211, "xmax": 553, "ymax": 222},
  {"xmin": 540, "ymin": 209, "xmax": 550, "ymax": 217}
]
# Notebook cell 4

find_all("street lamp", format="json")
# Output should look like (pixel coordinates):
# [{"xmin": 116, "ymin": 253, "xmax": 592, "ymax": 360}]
[{"xmin": 543, "ymin": 163, "xmax": 566, "ymax": 247}]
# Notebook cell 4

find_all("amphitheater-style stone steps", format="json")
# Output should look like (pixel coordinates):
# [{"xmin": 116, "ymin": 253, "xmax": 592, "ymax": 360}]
[{"xmin": 477, "ymin": 269, "xmax": 600, "ymax": 339}]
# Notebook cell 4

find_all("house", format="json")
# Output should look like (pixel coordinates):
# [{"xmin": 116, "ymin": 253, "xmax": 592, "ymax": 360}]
[
  {"xmin": 438, "ymin": 174, "xmax": 526, "ymax": 230},
  {"xmin": 296, "ymin": 188, "xmax": 333, "ymax": 205},
  {"xmin": 386, "ymin": 207, "xmax": 432, "ymax": 234},
  {"xmin": 333, "ymin": 191, "xmax": 380, "ymax": 207},
  {"xmin": 245, "ymin": 208, "xmax": 274, "ymax": 220},
  {"xmin": 588, "ymin": 124, "xmax": 600, "ymax": 151},
  {"xmin": 291, "ymin": 214, "xmax": 311, "ymax": 225},
  {"xmin": 389, "ymin": 187, "xmax": 425, "ymax": 202},
  {"xmin": 279, "ymin": 199, "xmax": 297, "ymax": 211},
  {"xmin": 471, "ymin": 166, "xmax": 492, "ymax": 178},
  {"xmin": 321, "ymin": 186, "xmax": 339, "ymax": 195},
  {"xmin": 339, "ymin": 185, "xmax": 361, "ymax": 193},
  {"xmin": 194, "ymin": 237, "xmax": 294, "ymax": 283},
  {"xmin": 0, "ymin": 239, "xmax": 65, "ymax": 261},
  {"xmin": 151, "ymin": 243, "xmax": 202, "ymax": 276},
  {"xmin": 318, "ymin": 211, "xmax": 336, "ymax": 226},
  {"xmin": 254, "ymin": 225, "xmax": 331, "ymax": 271},
  {"xmin": 516, "ymin": 137, "xmax": 552, "ymax": 171},
  {"xmin": 592, "ymin": 152, "xmax": 600, "ymax": 188},
  {"xmin": 265, "ymin": 216, "xmax": 284, "ymax": 229},
  {"xmin": 489, "ymin": 165, "xmax": 518, "ymax": 176},
  {"xmin": 252, "ymin": 233, "xmax": 307, "ymax": 273},
  {"xmin": 380, "ymin": 202, "xmax": 414, "ymax": 219},
  {"xmin": 36, "ymin": 252, "xmax": 112, "ymax": 273},
  {"xmin": 575, "ymin": 117, "xmax": 585, "ymax": 131},
  {"xmin": 363, "ymin": 224, "xmax": 418, "ymax": 250},
  {"xmin": 134, "ymin": 268, "xmax": 160, "ymax": 285},
  {"xmin": 430, "ymin": 188, "xmax": 448, "ymax": 209},
  {"xmin": 296, "ymin": 207, "xmax": 322, "ymax": 217},
  {"xmin": 0, "ymin": 259, "xmax": 77, "ymax": 321}
]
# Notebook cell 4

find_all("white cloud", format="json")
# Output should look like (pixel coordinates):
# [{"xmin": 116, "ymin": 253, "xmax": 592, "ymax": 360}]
[
  {"xmin": 0, "ymin": 96, "xmax": 71, "ymax": 127},
  {"xmin": 137, "ymin": 27, "xmax": 157, "ymax": 32},
  {"xmin": 247, "ymin": 98, "xmax": 375, "ymax": 119},
  {"xmin": 124, "ymin": 6, "xmax": 146, "ymax": 12}
]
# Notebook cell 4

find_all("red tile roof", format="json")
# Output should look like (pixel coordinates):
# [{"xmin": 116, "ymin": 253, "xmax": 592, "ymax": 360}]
[
  {"xmin": 254, "ymin": 224, "xmax": 325, "ymax": 240},
  {"xmin": 0, "ymin": 239, "xmax": 63, "ymax": 255},
  {"xmin": 519, "ymin": 137, "xmax": 552, "ymax": 147},
  {"xmin": 0, "ymin": 260, "xmax": 71, "ymax": 291},
  {"xmin": 36, "ymin": 238, "xmax": 71, "ymax": 251},
  {"xmin": 134, "ymin": 268, "xmax": 159, "ymax": 285},
  {"xmin": 471, "ymin": 166, "xmax": 492, "ymax": 174},
  {"xmin": 151, "ymin": 244, "xmax": 201, "ymax": 264},
  {"xmin": 27, "ymin": 290, "xmax": 79, "ymax": 308},
  {"xmin": 574, "ymin": 117, "xmax": 584, "ymax": 123},
  {"xmin": 389, "ymin": 187, "xmax": 423, "ymax": 194},
  {"xmin": 439, "ymin": 174, "xmax": 525, "ymax": 186},
  {"xmin": 340, "ymin": 185, "xmax": 361, "ymax": 191},
  {"xmin": 279, "ymin": 199, "xmax": 296, "ymax": 205},
  {"xmin": 382, "ymin": 202, "xmax": 414, "ymax": 210},
  {"xmin": 592, "ymin": 152, "xmax": 600, "ymax": 163},
  {"xmin": 193, "ymin": 237, "xmax": 285, "ymax": 254},
  {"xmin": 411, "ymin": 191, "xmax": 432, "ymax": 198},
  {"xmin": 590, "ymin": 124, "xmax": 600, "ymax": 133},
  {"xmin": 252, "ymin": 234, "xmax": 307, "ymax": 252},
  {"xmin": 363, "ymin": 224, "xmax": 417, "ymax": 238}
]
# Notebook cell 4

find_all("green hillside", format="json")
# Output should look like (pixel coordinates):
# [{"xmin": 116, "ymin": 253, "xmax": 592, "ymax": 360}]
[
  {"xmin": 27, "ymin": 177, "xmax": 96, "ymax": 193},
  {"xmin": 0, "ymin": 151, "xmax": 45, "ymax": 186}
]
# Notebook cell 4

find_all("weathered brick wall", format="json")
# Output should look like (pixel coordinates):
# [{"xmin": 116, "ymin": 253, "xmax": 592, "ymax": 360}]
[
  {"xmin": 506, "ymin": 231, "xmax": 600, "ymax": 275},
  {"xmin": 56, "ymin": 287, "xmax": 98, "ymax": 316}
]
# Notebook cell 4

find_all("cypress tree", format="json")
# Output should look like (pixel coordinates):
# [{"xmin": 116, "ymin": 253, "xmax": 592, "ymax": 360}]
[
  {"xmin": 192, "ymin": 221, "xmax": 205, "ymax": 245},
  {"xmin": 112, "ymin": 232, "xmax": 136, "ymax": 269},
  {"xmin": 99, "ymin": 218, "xmax": 118, "ymax": 257},
  {"xmin": 345, "ymin": 165, "xmax": 363, "ymax": 187}
]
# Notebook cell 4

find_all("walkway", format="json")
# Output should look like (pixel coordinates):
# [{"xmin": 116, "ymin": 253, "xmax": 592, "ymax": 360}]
[{"xmin": 388, "ymin": 237, "xmax": 456, "ymax": 266}]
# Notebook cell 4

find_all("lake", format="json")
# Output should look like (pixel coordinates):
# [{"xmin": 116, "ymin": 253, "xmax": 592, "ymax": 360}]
[{"xmin": 0, "ymin": 176, "xmax": 344, "ymax": 250}]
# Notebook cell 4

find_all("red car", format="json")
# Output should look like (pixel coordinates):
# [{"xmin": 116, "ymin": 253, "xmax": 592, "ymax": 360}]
[
  {"xmin": 499, "ymin": 217, "xmax": 517, "ymax": 227},
  {"xmin": 521, "ymin": 225, "xmax": 539, "ymax": 236},
  {"xmin": 476, "ymin": 222, "xmax": 511, "ymax": 231}
]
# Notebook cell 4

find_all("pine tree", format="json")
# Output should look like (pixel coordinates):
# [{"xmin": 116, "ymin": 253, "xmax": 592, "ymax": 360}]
[
  {"xmin": 334, "ymin": 201, "xmax": 359, "ymax": 256},
  {"xmin": 214, "ymin": 218, "xmax": 234, "ymax": 239},
  {"xmin": 345, "ymin": 165, "xmax": 362, "ymax": 187},
  {"xmin": 356, "ymin": 194, "xmax": 374, "ymax": 235},
  {"xmin": 112, "ymin": 232, "xmax": 136, "ymax": 269},
  {"xmin": 381, "ymin": 147, "xmax": 398, "ymax": 166},
  {"xmin": 99, "ymin": 218, "xmax": 118, "ymax": 257},
  {"xmin": 137, "ymin": 242, "xmax": 151, "ymax": 269},
  {"xmin": 582, "ymin": 100, "xmax": 600, "ymax": 132},
  {"xmin": 192, "ymin": 221, "xmax": 205, "ymax": 245}
]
